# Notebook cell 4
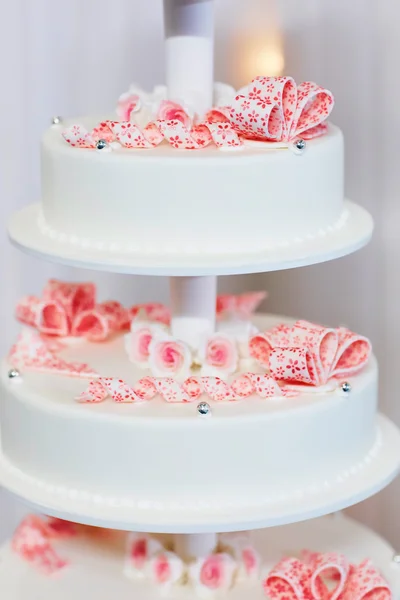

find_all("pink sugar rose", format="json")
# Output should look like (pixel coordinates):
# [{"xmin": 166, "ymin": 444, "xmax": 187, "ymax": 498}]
[
  {"xmin": 241, "ymin": 547, "xmax": 260, "ymax": 579},
  {"xmin": 148, "ymin": 551, "xmax": 184, "ymax": 588},
  {"xmin": 117, "ymin": 92, "xmax": 141, "ymax": 121},
  {"xmin": 148, "ymin": 336, "xmax": 192, "ymax": 380},
  {"xmin": 190, "ymin": 553, "xmax": 237, "ymax": 594},
  {"xmin": 219, "ymin": 533, "xmax": 260, "ymax": 581},
  {"xmin": 157, "ymin": 100, "xmax": 192, "ymax": 129},
  {"xmin": 130, "ymin": 537, "xmax": 148, "ymax": 569},
  {"xmin": 124, "ymin": 533, "xmax": 162, "ymax": 579},
  {"xmin": 201, "ymin": 334, "xmax": 238, "ymax": 378},
  {"xmin": 125, "ymin": 321, "xmax": 166, "ymax": 367}
]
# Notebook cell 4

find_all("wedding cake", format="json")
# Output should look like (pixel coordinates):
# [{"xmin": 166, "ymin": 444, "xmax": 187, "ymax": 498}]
[{"xmin": 1, "ymin": 0, "xmax": 400, "ymax": 598}]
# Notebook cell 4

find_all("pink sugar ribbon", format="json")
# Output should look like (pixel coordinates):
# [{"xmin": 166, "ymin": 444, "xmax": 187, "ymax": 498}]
[
  {"xmin": 230, "ymin": 76, "xmax": 334, "ymax": 143},
  {"xmin": 9, "ymin": 330, "xmax": 98, "ymax": 377},
  {"xmin": 76, "ymin": 372, "xmax": 286, "ymax": 404},
  {"xmin": 16, "ymin": 282, "xmax": 267, "ymax": 339},
  {"xmin": 264, "ymin": 552, "xmax": 392, "ymax": 599},
  {"xmin": 216, "ymin": 291, "xmax": 267, "ymax": 319},
  {"xmin": 249, "ymin": 321, "xmax": 371, "ymax": 386},
  {"xmin": 16, "ymin": 280, "xmax": 127, "ymax": 341},
  {"xmin": 128, "ymin": 302, "xmax": 171, "ymax": 326},
  {"xmin": 62, "ymin": 118, "xmax": 241, "ymax": 150},
  {"xmin": 12, "ymin": 516, "xmax": 76, "ymax": 575},
  {"xmin": 129, "ymin": 292, "xmax": 266, "ymax": 324}
]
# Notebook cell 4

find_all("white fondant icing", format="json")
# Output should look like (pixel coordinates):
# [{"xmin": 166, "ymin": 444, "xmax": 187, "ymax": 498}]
[
  {"xmin": 39, "ymin": 122, "xmax": 345, "ymax": 255},
  {"xmin": 0, "ymin": 314, "xmax": 378, "ymax": 512}
]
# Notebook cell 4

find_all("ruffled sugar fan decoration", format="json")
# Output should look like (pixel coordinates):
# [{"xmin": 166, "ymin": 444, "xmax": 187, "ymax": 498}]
[
  {"xmin": 16, "ymin": 280, "xmax": 130, "ymax": 342},
  {"xmin": 11, "ymin": 515, "xmax": 76, "ymax": 575},
  {"xmin": 264, "ymin": 551, "xmax": 391, "ymax": 600},
  {"xmin": 230, "ymin": 76, "xmax": 334, "ymax": 144},
  {"xmin": 249, "ymin": 321, "xmax": 371, "ymax": 387},
  {"xmin": 61, "ymin": 76, "xmax": 334, "ymax": 151}
]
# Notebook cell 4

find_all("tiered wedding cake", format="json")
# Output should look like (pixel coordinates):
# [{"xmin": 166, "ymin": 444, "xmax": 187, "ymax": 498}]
[{"xmin": 2, "ymin": 1, "xmax": 400, "ymax": 598}]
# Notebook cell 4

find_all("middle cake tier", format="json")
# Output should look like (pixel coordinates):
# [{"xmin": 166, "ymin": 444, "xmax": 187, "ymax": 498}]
[{"xmin": 0, "ymin": 314, "xmax": 378, "ymax": 515}]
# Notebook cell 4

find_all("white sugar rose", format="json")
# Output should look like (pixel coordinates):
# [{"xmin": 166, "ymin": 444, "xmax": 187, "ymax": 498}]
[
  {"xmin": 199, "ymin": 333, "xmax": 238, "ymax": 379},
  {"xmin": 148, "ymin": 335, "xmax": 192, "ymax": 381},
  {"xmin": 124, "ymin": 533, "xmax": 163, "ymax": 579},
  {"xmin": 125, "ymin": 321, "xmax": 166, "ymax": 367},
  {"xmin": 147, "ymin": 551, "xmax": 185, "ymax": 589},
  {"xmin": 189, "ymin": 553, "xmax": 237, "ymax": 596}
]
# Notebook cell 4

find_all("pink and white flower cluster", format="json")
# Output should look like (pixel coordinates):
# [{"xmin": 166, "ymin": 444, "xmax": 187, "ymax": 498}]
[
  {"xmin": 124, "ymin": 532, "xmax": 260, "ymax": 595},
  {"xmin": 116, "ymin": 82, "xmax": 236, "ymax": 130},
  {"xmin": 125, "ymin": 318, "xmax": 258, "ymax": 381},
  {"xmin": 125, "ymin": 321, "xmax": 192, "ymax": 381}
]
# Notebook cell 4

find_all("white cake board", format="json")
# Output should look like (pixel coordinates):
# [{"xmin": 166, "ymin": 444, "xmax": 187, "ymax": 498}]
[
  {"xmin": 0, "ymin": 514, "xmax": 399, "ymax": 599},
  {"xmin": 8, "ymin": 201, "xmax": 373, "ymax": 276},
  {"xmin": 0, "ymin": 415, "xmax": 399, "ymax": 533}
]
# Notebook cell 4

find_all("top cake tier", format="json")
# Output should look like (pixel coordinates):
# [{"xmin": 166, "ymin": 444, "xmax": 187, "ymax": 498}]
[
  {"xmin": 8, "ymin": 77, "xmax": 372, "ymax": 273},
  {"xmin": 40, "ymin": 121, "xmax": 344, "ymax": 256}
]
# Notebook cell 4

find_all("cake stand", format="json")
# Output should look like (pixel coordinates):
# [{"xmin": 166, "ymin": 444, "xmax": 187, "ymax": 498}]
[{"xmin": 2, "ymin": 0, "xmax": 400, "ymax": 591}]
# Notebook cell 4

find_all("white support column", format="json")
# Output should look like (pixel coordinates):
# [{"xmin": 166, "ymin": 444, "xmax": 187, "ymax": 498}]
[
  {"xmin": 174, "ymin": 532, "xmax": 218, "ymax": 560},
  {"xmin": 170, "ymin": 276, "xmax": 217, "ymax": 346},
  {"xmin": 163, "ymin": 0, "xmax": 214, "ymax": 115}
]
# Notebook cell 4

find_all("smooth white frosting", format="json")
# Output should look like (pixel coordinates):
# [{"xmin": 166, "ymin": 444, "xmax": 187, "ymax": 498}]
[
  {"xmin": 40, "ymin": 123, "xmax": 345, "ymax": 255},
  {"xmin": 0, "ymin": 314, "xmax": 378, "ymax": 512},
  {"xmin": 0, "ymin": 515, "xmax": 398, "ymax": 599}
]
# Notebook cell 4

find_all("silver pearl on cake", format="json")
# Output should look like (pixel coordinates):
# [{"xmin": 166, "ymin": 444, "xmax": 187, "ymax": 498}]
[
  {"xmin": 340, "ymin": 381, "xmax": 352, "ymax": 393},
  {"xmin": 197, "ymin": 402, "xmax": 211, "ymax": 417},
  {"xmin": 392, "ymin": 554, "xmax": 400, "ymax": 564},
  {"xmin": 8, "ymin": 368, "xmax": 20, "ymax": 379},
  {"xmin": 292, "ymin": 138, "xmax": 306, "ymax": 155},
  {"xmin": 51, "ymin": 116, "xmax": 62, "ymax": 125},
  {"xmin": 96, "ymin": 139, "xmax": 109, "ymax": 151}
]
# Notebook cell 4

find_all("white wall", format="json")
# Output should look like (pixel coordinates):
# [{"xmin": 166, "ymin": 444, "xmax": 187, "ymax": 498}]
[{"xmin": 1, "ymin": 0, "xmax": 399, "ymax": 549}]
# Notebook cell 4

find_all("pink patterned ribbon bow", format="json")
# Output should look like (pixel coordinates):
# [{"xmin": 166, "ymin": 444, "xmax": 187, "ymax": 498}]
[
  {"xmin": 249, "ymin": 321, "xmax": 371, "ymax": 386},
  {"xmin": 16, "ymin": 280, "xmax": 127, "ymax": 341},
  {"xmin": 230, "ymin": 76, "xmax": 334, "ymax": 143},
  {"xmin": 264, "ymin": 552, "xmax": 392, "ymax": 599},
  {"xmin": 12, "ymin": 516, "xmax": 75, "ymax": 574}
]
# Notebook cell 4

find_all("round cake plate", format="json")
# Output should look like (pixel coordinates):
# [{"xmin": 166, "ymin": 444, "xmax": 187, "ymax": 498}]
[
  {"xmin": 8, "ymin": 201, "xmax": 373, "ymax": 276},
  {"xmin": 0, "ymin": 415, "xmax": 399, "ymax": 534}
]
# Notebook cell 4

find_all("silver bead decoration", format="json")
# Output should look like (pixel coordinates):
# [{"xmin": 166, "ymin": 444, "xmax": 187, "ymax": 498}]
[
  {"xmin": 51, "ymin": 116, "xmax": 62, "ymax": 125},
  {"xmin": 292, "ymin": 138, "xmax": 306, "ymax": 155},
  {"xmin": 392, "ymin": 554, "xmax": 400, "ymax": 564},
  {"xmin": 341, "ymin": 381, "xmax": 352, "ymax": 393},
  {"xmin": 197, "ymin": 402, "xmax": 211, "ymax": 417},
  {"xmin": 96, "ymin": 139, "xmax": 108, "ymax": 151},
  {"xmin": 8, "ymin": 368, "xmax": 20, "ymax": 379}
]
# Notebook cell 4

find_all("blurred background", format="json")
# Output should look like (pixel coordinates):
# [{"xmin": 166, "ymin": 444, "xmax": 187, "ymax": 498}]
[{"xmin": 0, "ymin": 0, "xmax": 399, "ymax": 546}]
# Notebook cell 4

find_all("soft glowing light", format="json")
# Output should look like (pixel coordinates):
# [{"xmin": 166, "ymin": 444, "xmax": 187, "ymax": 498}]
[
  {"xmin": 251, "ymin": 45, "xmax": 285, "ymax": 76},
  {"xmin": 243, "ymin": 35, "xmax": 285, "ymax": 80}
]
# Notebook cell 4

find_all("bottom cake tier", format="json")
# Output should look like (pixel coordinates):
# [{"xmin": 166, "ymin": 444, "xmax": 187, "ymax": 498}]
[{"xmin": 0, "ymin": 513, "xmax": 398, "ymax": 599}]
